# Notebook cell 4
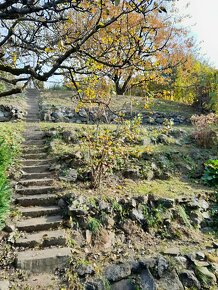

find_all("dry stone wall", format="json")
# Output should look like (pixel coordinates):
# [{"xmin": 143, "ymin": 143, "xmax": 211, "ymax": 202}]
[
  {"xmin": 40, "ymin": 106, "xmax": 190, "ymax": 125},
  {"xmin": 0, "ymin": 105, "xmax": 26, "ymax": 122}
]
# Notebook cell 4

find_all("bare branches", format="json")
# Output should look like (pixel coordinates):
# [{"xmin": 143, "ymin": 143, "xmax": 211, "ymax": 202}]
[
  {"xmin": 0, "ymin": 87, "xmax": 22, "ymax": 97},
  {"xmin": 0, "ymin": 0, "xmax": 180, "ymax": 97}
]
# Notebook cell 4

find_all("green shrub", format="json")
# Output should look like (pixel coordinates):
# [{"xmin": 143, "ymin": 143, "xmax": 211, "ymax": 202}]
[
  {"xmin": 142, "ymin": 204, "xmax": 166, "ymax": 228},
  {"xmin": 87, "ymin": 217, "xmax": 101, "ymax": 234},
  {"xmin": 0, "ymin": 177, "xmax": 11, "ymax": 228},
  {"xmin": 0, "ymin": 124, "xmax": 24, "ymax": 228},
  {"xmin": 202, "ymin": 159, "xmax": 218, "ymax": 186}
]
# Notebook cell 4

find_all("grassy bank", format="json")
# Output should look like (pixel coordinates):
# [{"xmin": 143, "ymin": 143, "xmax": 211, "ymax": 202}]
[
  {"xmin": 40, "ymin": 90, "xmax": 197, "ymax": 118},
  {"xmin": 0, "ymin": 123, "xmax": 24, "ymax": 228},
  {"xmin": 0, "ymin": 93, "xmax": 27, "ymax": 110},
  {"xmin": 40, "ymin": 121, "xmax": 217, "ymax": 195}
]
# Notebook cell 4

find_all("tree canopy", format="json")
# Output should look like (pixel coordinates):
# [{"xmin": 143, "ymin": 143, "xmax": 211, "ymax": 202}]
[
  {"xmin": 63, "ymin": 1, "xmax": 191, "ymax": 96},
  {"xmin": 0, "ymin": 0, "xmax": 173, "ymax": 97}
]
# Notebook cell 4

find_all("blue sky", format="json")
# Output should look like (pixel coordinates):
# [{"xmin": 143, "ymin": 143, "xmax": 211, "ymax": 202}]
[{"xmin": 175, "ymin": 0, "xmax": 218, "ymax": 68}]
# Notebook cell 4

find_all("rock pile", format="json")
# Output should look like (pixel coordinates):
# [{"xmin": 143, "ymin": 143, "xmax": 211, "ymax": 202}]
[
  {"xmin": 57, "ymin": 193, "xmax": 218, "ymax": 289},
  {"xmin": 40, "ymin": 105, "xmax": 190, "ymax": 125},
  {"xmin": 63, "ymin": 194, "xmax": 211, "ymax": 238},
  {"xmin": 85, "ymin": 253, "xmax": 213, "ymax": 290},
  {"xmin": 0, "ymin": 105, "xmax": 26, "ymax": 121}
]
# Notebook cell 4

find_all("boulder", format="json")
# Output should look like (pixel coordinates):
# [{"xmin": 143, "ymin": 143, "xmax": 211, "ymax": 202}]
[
  {"xmin": 157, "ymin": 197, "xmax": 175, "ymax": 209},
  {"xmin": 60, "ymin": 168, "xmax": 78, "ymax": 182},
  {"xmin": 140, "ymin": 267, "xmax": 157, "ymax": 290},
  {"xmin": 104, "ymin": 263, "xmax": 131, "ymax": 282},
  {"xmin": 156, "ymin": 269, "xmax": 184, "ymax": 290},
  {"xmin": 123, "ymin": 168, "xmax": 141, "ymax": 180},
  {"xmin": 111, "ymin": 279, "xmax": 136, "ymax": 290},
  {"xmin": 51, "ymin": 110, "xmax": 65, "ymax": 121},
  {"xmin": 157, "ymin": 256, "xmax": 168, "ymax": 278},
  {"xmin": 62, "ymin": 130, "xmax": 78, "ymax": 143},
  {"xmin": 179, "ymin": 270, "xmax": 201, "ymax": 289},
  {"xmin": 163, "ymin": 247, "xmax": 180, "ymax": 256},
  {"xmin": 130, "ymin": 208, "xmax": 144, "ymax": 222},
  {"xmin": 79, "ymin": 108, "xmax": 89, "ymax": 118},
  {"xmin": 76, "ymin": 264, "xmax": 95, "ymax": 277},
  {"xmin": 85, "ymin": 279, "xmax": 105, "ymax": 290}
]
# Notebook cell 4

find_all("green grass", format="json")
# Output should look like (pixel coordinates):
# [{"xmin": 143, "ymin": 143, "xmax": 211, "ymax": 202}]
[
  {"xmin": 0, "ymin": 123, "xmax": 25, "ymax": 228},
  {"xmin": 119, "ymin": 177, "xmax": 214, "ymax": 199}
]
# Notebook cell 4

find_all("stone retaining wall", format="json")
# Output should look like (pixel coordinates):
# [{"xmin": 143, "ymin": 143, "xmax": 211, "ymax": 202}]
[
  {"xmin": 0, "ymin": 105, "xmax": 26, "ymax": 122},
  {"xmin": 59, "ymin": 194, "xmax": 217, "ymax": 289},
  {"xmin": 41, "ymin": 106, "xmax": 190, "ymax": 125}
]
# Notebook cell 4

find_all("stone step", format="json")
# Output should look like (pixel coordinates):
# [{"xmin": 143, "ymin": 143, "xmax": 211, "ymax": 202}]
[
  {"xmin": 21, "ymin": 172, "xmax": 53, "ymax": 180},
  {"xmin": 16, "ymin": 194, "xmax": 58, "ymax": 206},
  {"xmin": 18, "ymin": 178, "xmax": 54, "ymax": 187},
  {"xmin": 22, "ymin": 153, "xmax": 47, "ymax": 159},
  {"xmin": 15, "ymin": 229, "xmax": 66, "ymax": 248},
  {"xmin": 26, "ymin": 112, "xmax": 39, "ymax": 115},
  {"xmin": 18, "ymin": 206, "xmax": 60, "ymax": 218},
  {"xmin": 23, "ymin": 139, "xmax": 45, "ymax": 145},
  {"xmin": 16, "ymin": 186, "xmax": 56, "ymax": 195},
  {"xmin": 26, "ymin": 106, "xmax": 39, "ymax": 109},
  {"xmin": 16, "ymin": 215, "xmax": 63, "ymax": 232},
  {"xmin": 26, "ymin": 111, "xmax": 39, "ymax": 114},
  {"xmin": 21, "ymin": 159, "xmax": 53, "ymax": 166},
  {"xmin": 26, "ymin": 116, "xmax": 39, "ymax": 119},
  {"xmin": 27, "ymin": 112, "xmax": 39, "ymax": 116},
  {"xmin": 15, "ymin": 247, "xmax": 71, "ymax": 273},
  {"xmin": 22, "ymin": 146, "xmax": 48, "ymax": 154},
  {"xmin": 23, "ymin": 134, "xmax": 44, "ymax": 141},
  {"xmin": 26, "ymin": 120, "xmax": 40, "ymax": 123},
  {"xmin": 22, "ymin": 165, "xmax": 50, "ymax": 173}
]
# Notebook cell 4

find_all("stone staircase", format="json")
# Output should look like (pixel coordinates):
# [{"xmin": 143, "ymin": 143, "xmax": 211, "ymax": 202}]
[{"xmin": 14, "ymin": 89, "xmax": 70, "ymax": 273}]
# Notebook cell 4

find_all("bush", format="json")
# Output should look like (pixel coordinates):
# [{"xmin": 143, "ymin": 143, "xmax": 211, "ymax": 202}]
[
  {"xmin": 0, "ymin": 124, "xmax": 24, "ymax": 228},
  {"xmin": 85, "ymin": 115, "xmax": 144, "ymax": 188},
  {"xmin": 0, "ymin": 139, "xmax": 12, "ymax": 228},
  {"xmin": 0, "ymin": 177, "xmax": 11, "ymax": 228},
  {"xmin": 202, "ymin": 159, "xmax": 218, "ymax": 187},
  {"xmin": 190, "ymin": 113, "xmax": 217, "ymax": 148}
]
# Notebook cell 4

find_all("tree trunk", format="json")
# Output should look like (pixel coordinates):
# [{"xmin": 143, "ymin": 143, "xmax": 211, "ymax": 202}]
[
  {"xmin": 113, "ymin": 72, "xmax": 133, "ymax": 95},
  {"xmin": 115, "ymin": 83, "xmax": 126, "ymax": 95}
]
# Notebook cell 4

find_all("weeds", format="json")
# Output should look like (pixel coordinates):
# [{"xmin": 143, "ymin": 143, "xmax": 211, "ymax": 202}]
[
  {"xmin": 142, "ymin": 204, "xmax": 166, "ymax": 228},
  {"xmin": 202, "ymin": 159, "xmax": 218, "ymax": 187},
  {"xmin": 177, "ymin": 205, "xmax": 192, "ymax": 228},
  {"xmin": 87, "ymin": 217, "xmax": 101, "ymax": 234},
  {"xmin": 191, "ymin": 113, "xmax": 217, "ymax": 148}
]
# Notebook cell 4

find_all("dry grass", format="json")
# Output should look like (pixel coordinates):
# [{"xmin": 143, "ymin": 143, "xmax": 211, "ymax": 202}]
[
  {"xmin": 40, "ymin": 90, "xmax": 197, "ymax": 117},
  {"xmin": 0, "ymin": 93, "xmax": 27, "ymax": 111}
]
